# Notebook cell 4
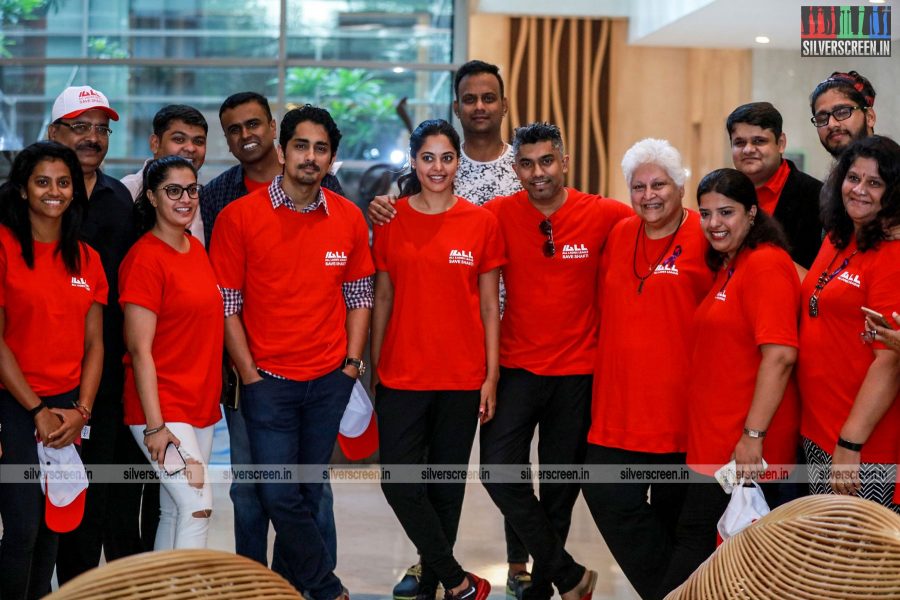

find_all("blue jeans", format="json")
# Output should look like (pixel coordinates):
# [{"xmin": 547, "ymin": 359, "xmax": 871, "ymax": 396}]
[
  {"xmin": 227, "ymin": 390, "xmax": 338, "ymax": 568},
  {"xmin": 224, "ymin": 400, "xmax": 269, "ymax": 564},
  {"xmin": 241, "ymin": 367, "xmax": 353, "ymax": 599}
]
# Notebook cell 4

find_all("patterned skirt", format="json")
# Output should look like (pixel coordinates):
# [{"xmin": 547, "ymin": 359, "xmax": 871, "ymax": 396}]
[{"xmin": 803, "ymin": 437, "xmax": 900, "ymax": 514}]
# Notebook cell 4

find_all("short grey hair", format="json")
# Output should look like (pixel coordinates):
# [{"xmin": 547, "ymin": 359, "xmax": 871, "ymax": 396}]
[{"xmin": 621, "ymin": 138, "xmax": 687, "ymax": 188}]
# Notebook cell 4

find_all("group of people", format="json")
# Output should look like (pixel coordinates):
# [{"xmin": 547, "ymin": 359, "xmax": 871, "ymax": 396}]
[{"xmin": 0, "ymin": 59, "xmax": 897, "ymax": 600}]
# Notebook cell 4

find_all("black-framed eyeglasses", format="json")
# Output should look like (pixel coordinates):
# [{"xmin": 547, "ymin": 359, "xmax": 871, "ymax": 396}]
[
  {"xmin": 157, "ymin": 183, "xmax": 202, "ymax": 200},
  {"xmin": 55, "ymin": 121, "xmax": 113, "ymax": 137},
  {"xmin": 810, "ymin": 106, "xmax": 865, "ymax": 128},
  {"xmin": 538, "ymin": 218, "xmax": 554, "ymax": 257}
]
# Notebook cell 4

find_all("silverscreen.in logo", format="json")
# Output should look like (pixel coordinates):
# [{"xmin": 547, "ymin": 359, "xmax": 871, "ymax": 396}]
[{"xmin": 801, "ymin": 5, "xmax": 891, "ymax": 57}]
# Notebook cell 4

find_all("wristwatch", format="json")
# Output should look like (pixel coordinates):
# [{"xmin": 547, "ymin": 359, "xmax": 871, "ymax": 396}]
[
  {"xmin": 742, "ymin": 427, "xmax": 767, "ymax": 439},
  {"xmin": 343, "ymin": 357, "xmax": 366, "ymax": 376}
]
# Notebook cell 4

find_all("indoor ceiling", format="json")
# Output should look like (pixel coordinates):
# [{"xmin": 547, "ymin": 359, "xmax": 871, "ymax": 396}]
[{"xmin": 475, "ymin": 0, "xmax": 899, "ymax": 49}]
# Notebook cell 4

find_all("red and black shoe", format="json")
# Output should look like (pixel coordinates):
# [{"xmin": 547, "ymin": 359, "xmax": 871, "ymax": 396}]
[{"xmin": 445, "ymin": 572, "xmax": 491, "ymax": 600}]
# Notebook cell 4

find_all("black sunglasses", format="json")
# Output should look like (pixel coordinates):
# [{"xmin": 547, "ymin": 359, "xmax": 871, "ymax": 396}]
[{"xmin": 539, "ymin": 219, "xmax": 554, "ymax": 257}]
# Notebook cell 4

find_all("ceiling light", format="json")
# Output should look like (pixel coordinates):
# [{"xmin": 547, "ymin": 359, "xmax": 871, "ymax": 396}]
[
  {"xmin": 869, "ymin": 0, "xmax": 886, "ymax": 4},
  {"xmin": 755, "ymin": 36, "xmax": 770, "ymax": 44}
]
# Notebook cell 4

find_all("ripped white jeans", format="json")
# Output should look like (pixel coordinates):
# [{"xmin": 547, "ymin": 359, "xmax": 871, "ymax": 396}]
[{"xmin": 130, "ymin": 422, "xmax": 215, "ymax": 550}]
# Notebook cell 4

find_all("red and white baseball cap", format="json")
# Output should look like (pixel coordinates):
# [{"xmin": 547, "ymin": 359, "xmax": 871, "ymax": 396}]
[
  {"xmin": 51, "ymin": 86, "xmax": 119, "ymax": 122},
  {"xmin": 36, "ymin": 441, "xmax": 88, "ymax": 533},
  {"xmin": 337, "ymin": 380, "xmax": 379, "ymax": 461}
]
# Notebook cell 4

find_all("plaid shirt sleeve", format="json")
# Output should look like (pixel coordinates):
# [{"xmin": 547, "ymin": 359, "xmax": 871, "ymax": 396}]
[
  {"xmin": 342, "ymin": 275, "xmax": 374, "ymax": 310},
  {"xmin": 221, "ymin": 287, "xmax": 244, "ymax": 317}
]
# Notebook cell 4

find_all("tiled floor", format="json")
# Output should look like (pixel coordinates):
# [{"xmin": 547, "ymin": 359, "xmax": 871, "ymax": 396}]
[
  {"xmin": 16, "ymin": 418, "xmax": 639, "ymax": 598},
  {"xmin": 205, "ymin": 420, "xmax": 641, "ymax": 600}
]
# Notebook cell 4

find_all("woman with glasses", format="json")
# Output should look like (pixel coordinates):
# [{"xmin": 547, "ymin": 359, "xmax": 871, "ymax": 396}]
[
  {"xmin": 580, "ymin": 139, "xmax": 712, "ymax": 600},
  {"xmin": 0, "ymin": 141, "xmax": 107, "ymax": 599},
  {"xmin": 120, "ymin": 155, "xmax": 223, "ymax": 548},
  {"xmin": 651, "ymin": 168, "xmax": 801, "ymax": 597},
  {"xmin": 371, "ymin": 119, "xmax": 505, "ymax": 600},
  {"xmin": 799, "ymin": 135, "xmax": 900, "ymax": 510}
]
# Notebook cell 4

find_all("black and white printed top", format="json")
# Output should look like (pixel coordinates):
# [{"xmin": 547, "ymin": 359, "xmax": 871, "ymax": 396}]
[{"xmin": 454, "ymin": 144, "xmax": 522, "ymax": 206}]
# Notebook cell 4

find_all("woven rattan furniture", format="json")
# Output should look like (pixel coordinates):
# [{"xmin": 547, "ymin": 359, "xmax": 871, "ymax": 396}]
[
  {"xmin": 47, "ymin": 548, "xmax": 303, "ymax": 599},
  {"xmin": 665, "ymin": 494, "xmax": 900, "ymax": 599}
]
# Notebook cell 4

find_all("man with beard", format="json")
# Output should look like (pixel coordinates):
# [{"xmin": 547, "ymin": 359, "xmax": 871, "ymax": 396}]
[
  {"xmin": 200, "ymin": 92, "xmax": 343, "ymax": 571},
  {"xmin": 209, "ymin": 105, "xmax": 372, "ymax": 598},
  {"xmin": 47, "ymin": 86, "xmax": 140, "ymax": 582},
  {"xmin": 809, "ymin": 71, "xmax": 876, "ymax": 158}
]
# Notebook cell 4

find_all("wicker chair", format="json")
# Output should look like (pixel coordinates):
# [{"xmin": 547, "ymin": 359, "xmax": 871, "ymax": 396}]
[
  {"xmin": 47, "ymin": 549, "xmax": 303, "ymax": 599},
  {"xmin": 665, "ymin": 494, "xmax": 900, "ymax": 599}
]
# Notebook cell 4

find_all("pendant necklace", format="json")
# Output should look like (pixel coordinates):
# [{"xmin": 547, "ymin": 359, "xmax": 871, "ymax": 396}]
[{"xmin": 632, "ymin": 208, "xmax": 687, "ymax": 294}]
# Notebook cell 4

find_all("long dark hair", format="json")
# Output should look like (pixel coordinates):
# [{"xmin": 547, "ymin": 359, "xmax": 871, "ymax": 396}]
[
  {"xmin": 697, "ymin": 168, "xmax": 789, "ymax": 271},
  {"xmin": 821, "ymin": 135, "xmax": 900, "ymax": 252},
  {"xmin": 0, "ymin": 141, "xmax": 88, "ymax": 273},
  {"xmin": 397, "ymin": 119, "xmax": 461, "ymax": 198},
  {"xmin": 134, "ymin": 156, "xmax": 197, "ymax": 234}
]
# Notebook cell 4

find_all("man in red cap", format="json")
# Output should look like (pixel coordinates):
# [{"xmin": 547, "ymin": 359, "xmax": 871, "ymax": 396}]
[{"xmin": 48, "ymin": 85, "xmax": 142, "ymax": 582}]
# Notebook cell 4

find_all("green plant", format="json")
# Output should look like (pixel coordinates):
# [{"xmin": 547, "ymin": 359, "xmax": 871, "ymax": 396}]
[
  {"xmin": 0, "ymin": 0, "xmax": 60, "ymax": 57},
  {"xmin": 281, "ymin": 67, "xmax": 401, "ymax": 160}
]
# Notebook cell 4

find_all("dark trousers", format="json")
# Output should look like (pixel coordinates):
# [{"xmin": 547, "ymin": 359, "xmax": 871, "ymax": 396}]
[
  {"xmin": 241, "ymin": 367, "xmax": 353, "ymax": 600},
  {"xmin": 480, "ymin": 368, "xmax": 591, "ymax": 599},
  {"xmin": 378, "ymin": 385, "xmax": 481, "ymax": 593},
  {"xmin": 226, "ymin": 399, "xmax": 338, "ymax": 570},
  {"xmin": 55, "ymin": 396, "xmax": 144, "ymax": 584},
  {"xmin": 224, "ymin": 401, "xmax": 270, "ymax": 564},
  {"xmin": 581, "ymin": 445, "xmax": 688, "ymax": 600},
  {"xmin": 103, "ymin": 421, "xmax": 151, "ymax": 557},
  {"xmin": 0, "ymin": 388, "xmax": 78, "ymax": 600}
]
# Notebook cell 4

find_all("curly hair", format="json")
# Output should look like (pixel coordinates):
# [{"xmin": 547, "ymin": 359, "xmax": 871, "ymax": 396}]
[
  {"xmin": 621, "ymin": 138, "xmax": 687, "ymax": 188},
  {"xmin": 820, "ymin": 135, "xmax": 900, "ymax": 251},
  {"xmin": 697, "ymin": 168, "xmax": 789, "ymax": 271}
]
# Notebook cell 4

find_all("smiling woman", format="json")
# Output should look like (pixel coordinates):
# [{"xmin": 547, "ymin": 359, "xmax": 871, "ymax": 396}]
[
  {"xmin": 371, "ymin": 119, "xmax": 505, "ymax": 600},
  {"xmin": 798, "ymin": 135, "xmax": 900, "ymax": 511},
  {"xmin": 0, "ymin": 141, "xmax": 107, "ymax": 599},
  {"xmin": 120, "ymin": 155, "xmax": 223, "ymax": 550}
]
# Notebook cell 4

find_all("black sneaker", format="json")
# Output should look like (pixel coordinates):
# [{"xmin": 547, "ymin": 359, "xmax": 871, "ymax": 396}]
[
  {"xmin": 393, "ymin": 563, "xmax": 422, "ymax": 600},
  {"xmin": 445, "ymin": 572, "xmax": 491, "ymax": 600},
  {"xmin": 506, "ymin": 571, "xmax": 532, "ymax": 600}
]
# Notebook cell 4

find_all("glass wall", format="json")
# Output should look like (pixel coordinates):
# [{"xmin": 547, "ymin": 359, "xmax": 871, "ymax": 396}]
[{"xmin": 0, "ymin": 0, "xmax": 462, "ymax": 198}]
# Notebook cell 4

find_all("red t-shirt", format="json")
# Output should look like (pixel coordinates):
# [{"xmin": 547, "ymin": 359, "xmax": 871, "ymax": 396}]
[
  {"xmin": 120, "ymin": 233, "xmax": 223, "ymax": 427},
  {"xmin": 589, "ymin": 212, "xmax": 713, "ymax": 453},
  {"xmin": 210, "ymin": 187, "xmax": 374, "ymax": 380},
  {"xmin": 755, "ymin": 159, "xmax": 791, "ymax": 216},
  {"xmin": 686, "ymin": 244, "xmax": 801, "ymax": 476},
  {"xmin": 243, "ymin": 175, "xmax": 270, "ymax": 194},
  {"xmin": 373, "ymin": 197, "xmax": 506, "ymax": 390},
  {"xmin": 484, "ymin": 189, "xmax": 632, "ymax": 375},
  {"xmin": 798, "ymin": 237, "xmax": 900, "ymax": 463},
  {"xmin": 0, "ymin": 225, "xmax": 108, "ymax": 396}
]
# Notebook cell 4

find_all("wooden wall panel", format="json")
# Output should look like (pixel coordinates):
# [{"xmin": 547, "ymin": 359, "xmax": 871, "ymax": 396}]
[
  {"xmin": 606, "ymin": 20, "xmax": 752, "ymax": 206},
  {"xmin": 508, "ymin": 16, "xmax": 612, "ymax": 195},
  {"xmin": 471, "ymin": 16, "xmax": 751, "ymax": 203}
]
